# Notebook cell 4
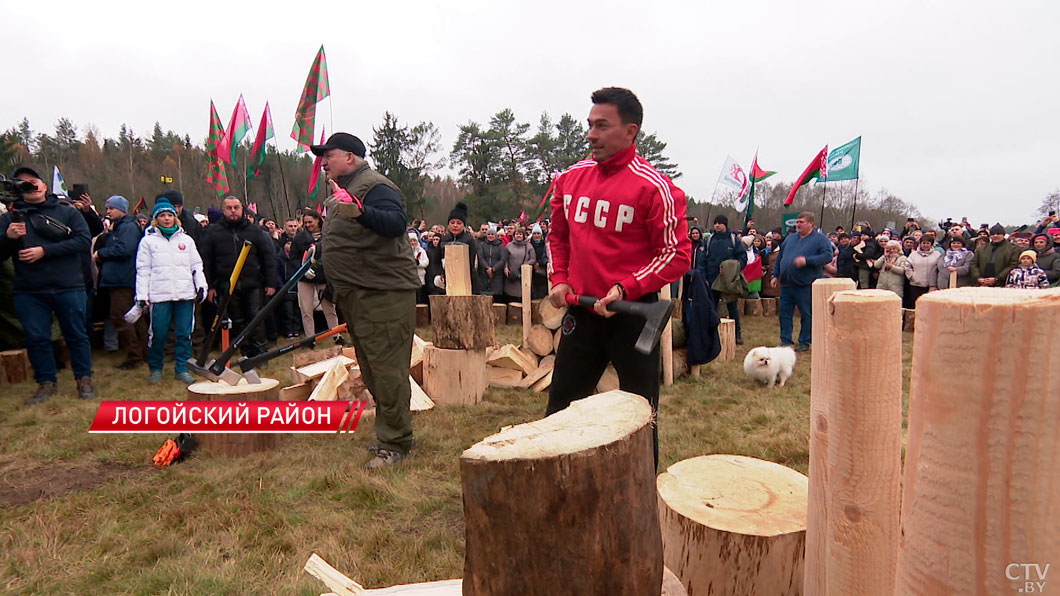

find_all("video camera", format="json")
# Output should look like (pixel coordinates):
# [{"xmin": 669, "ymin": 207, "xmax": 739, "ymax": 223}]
[{"xmin": 0, "ymin": 174, "xmax": 35, "ymax": 204}]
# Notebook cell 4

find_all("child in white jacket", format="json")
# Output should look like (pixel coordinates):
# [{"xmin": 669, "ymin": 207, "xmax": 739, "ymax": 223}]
[{"xmin": 135, "ymin": 199, "xmax": 208, "ymax": 384}]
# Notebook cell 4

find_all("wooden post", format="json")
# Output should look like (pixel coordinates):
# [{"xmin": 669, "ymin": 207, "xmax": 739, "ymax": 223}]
[
  {"xmin": 415, "ymin": 304, "xmax": 429, "ymax": 327},
  {"xmin": 896, "ymin": 288, "xmax": 1060, "ymax": 596},
  {"xmin": 949, "ymin": 269, "xmax": 958, "ymax": 288},
  {"xmin": 461, "ymin": 391, "xmax": 662, "ymax": 595},
  {"xmin": 745, "ymin": 298, "xmax": 762, "ymax": 316},
  {"xmin": 660, "ymin": 284, "xmax": 674, "ymax": 386},
  {"xmin": 658, "ymin": 455, "xmax": 808, "ymax": 595},
  {"xmin": 422, "ymin": 345, "xmax": 487, "ymax": 406},
  {"xmin": 444, "ymin": 244, "xmax": 471, "ymax": 296},
  {"xmin": 718, "ymin": 318, "xmax": 736, "ymax": 361},
  {"xmin": 805, "ymin": 277, "xmax": 856, "ymax": 596},
  {"xmin": 187, "ymin": 378, "xmax": 280, "ymax": 456},
  {"xmin": 521, "ymin": 263, "xmax": 532, "ymax": 347},
  {"xmin": 821, "ymin": 289, "xmax": 903, "ymax": 596},
  {"xmin": 428, "ymin": 295, "xmax": 495, "ymax": 349}
]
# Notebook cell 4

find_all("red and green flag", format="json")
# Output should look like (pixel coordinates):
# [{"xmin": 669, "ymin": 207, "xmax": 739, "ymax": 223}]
[
  {"xmin": 292, "ymin": 46, "xmax": 331, "ymax": 153},
  {"xmin": 206, "ymin": 100, "xmax": 230, "ymax": 196},
  {"xmin": 784, "ymin": 145, "xmax": 828, "ymax": 206},
  {"xmin": 247, "ymin": 102, "xmax": 275, "ymax": 179},
  {"xmin": 742, "ymin": 151, "xmax": 775, "ymax": 226},
  {"xmin": 308, "ymin": 127, "xmax": 326, "ymax": 203},
  {"xmin": 216, "ymin": 95, "xmax": 252, "ymax": 166}
]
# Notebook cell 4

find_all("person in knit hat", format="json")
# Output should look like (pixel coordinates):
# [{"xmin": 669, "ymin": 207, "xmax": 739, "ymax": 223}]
[
  {"xmin": 1005, "ymin": 250, "xmax": 1049, "ymax": 289},
  {"xmin": 1032, "ymin": 233, "xmax": 1060, "ymax": 285},
  {"xmin": 157, "ymin": 189, "xmax": 201, "ymax": 242},
  {"xmin": 971, "ymin": 223, "xmax": 1020, "ymax": 287},
  {"xmin": 96, "ymin": 194, "xmax": 148, "ymax": 369},
  {"xmin": 437, "ymin": 202, "xmax": 479, "ymax": 294}
]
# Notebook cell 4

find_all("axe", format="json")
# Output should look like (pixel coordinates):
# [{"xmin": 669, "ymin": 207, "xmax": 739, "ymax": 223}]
[
  {"xmin": 232, "ymin": 323, "xmax": 347, "ymax": 384},
  {"xmin": 564, "ymin": 294, "xmax": 674, "ymax": 355},
  {"xmin": 191, "ymin": 240, "xmax": 252, "ymax": 369},
  {"xmin": 189, "ymin": 246, "xmax": 318, "ymax": 384}
]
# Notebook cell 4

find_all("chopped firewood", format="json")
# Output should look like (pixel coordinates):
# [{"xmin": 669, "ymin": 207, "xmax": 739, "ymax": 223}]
[
  {"xmin": 293, "ymin": 355, "xmax": 356, "ymax": 384},
  {"xmin": 292, "ymin": 345, "xmax": 345, "ymax": 368},
  {"xmin": 303, "ymin": 552, "xmax": 365, "ymax": 596},
  {"xmin": 409, "ymin": 376, "xmax": 435, "ymax": 411},
  {"xmin": 280, "ymin": 382, "xmax": 314, "ymax": 401},
  {"xmin": 517, "ymin": 360, "xmax": 555, "ymax": 389},
  {"xmin": 309, "ymin": 360, "xmax": 349, "ymax": 401},
  {"xmin": 531, "ymin": 370, "xmax": 553, "ymax": 392},
  {"xmin": 485, "ymin": 344, "xmax": 536, "ymax": 375},
  {"xmin": 487, "ymin": 366, "xmax": 523, "ymax": 388}
]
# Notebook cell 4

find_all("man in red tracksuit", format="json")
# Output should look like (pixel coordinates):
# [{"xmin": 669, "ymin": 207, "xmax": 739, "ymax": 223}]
[{"xmin": 546, "ymin": 87, "xmax": 691, "ymax": 468}]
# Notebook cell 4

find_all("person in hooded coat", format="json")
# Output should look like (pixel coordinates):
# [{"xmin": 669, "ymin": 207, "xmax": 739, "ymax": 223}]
[
  {"xmin": 425, "ymin": 234, "xmax": 445, "ymax": 295},
  {"xmin": 1032, "ymin": 233, "xmax": 1060, "ymax": 285},
  {"xmin": 476, "ymin": 226, "xmax": 508, "ymax": 300},
  {"xmin": 503, "ymin": 227, "xmax": 536, "ymax": 301},
  {"xmin": 529, "ymin": 223, "xmax": 549, "ymax": 299}
]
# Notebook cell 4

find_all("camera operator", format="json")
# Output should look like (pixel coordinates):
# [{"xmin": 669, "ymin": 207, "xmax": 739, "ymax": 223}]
[{"xmin": 0, "ymin": 167, "xmax": 97, "ymax": 404}]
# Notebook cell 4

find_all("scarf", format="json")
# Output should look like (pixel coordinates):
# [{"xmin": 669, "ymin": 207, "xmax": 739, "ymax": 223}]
[
  {"xmin": 159, "ymin": 224, "xmax": 179, "ymax": 239},
  {"xmin": 943, "ymin": 248, "xmax": 968, "ymax": 268}
]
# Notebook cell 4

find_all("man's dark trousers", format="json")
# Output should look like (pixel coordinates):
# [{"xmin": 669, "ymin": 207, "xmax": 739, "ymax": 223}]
[
  {"xmin": 14, "ymin": 290, "xmax": 93, "ymax": 383},
  {"xmin": 779, "ymin": 284, "xmax": 813, "ymax": 347}
]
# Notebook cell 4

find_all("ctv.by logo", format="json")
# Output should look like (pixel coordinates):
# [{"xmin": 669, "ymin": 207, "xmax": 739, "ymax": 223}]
[{"xmin": 1007, "ymin": 562, "xmax": 1050, "ymax": 594}]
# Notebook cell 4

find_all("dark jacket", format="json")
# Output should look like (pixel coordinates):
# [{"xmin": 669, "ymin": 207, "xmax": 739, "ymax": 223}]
[
  {"xmin": 97, "ymin": 214, "xmax": 142, "ymax": 288},
  {"xmin": 683, "ymin": 269, "xmax": 721, "ymax": 366},
  {"xmin": 178, "ymin": 209, "xmax": 202, "ymax": 243},
  {"xmin": 0, "ymin": 194, "xmax": 92, "ymax": 294},
  {"xmin": 476, "ymin": 237, "xmax": 507, "ymax": 297},
  {"xmin": 700, "ymin": 230, "xmax": 746, "ymax": 285},
  {"xmin": 1034, "ymin": 235, "xmax": 1060, "ymax": 285},
  {"xmin": 290, "ymin": 229, "xmax": 326, "ymax": 285},
  {"xmin": 200, "ymin": 215, "xmax": 280, "ymax": 292},
  {"xmin": 970, "ymin": 239, "xmax": 1021, "ymax": 286},
  {"xmin": 425, "ymin": 241, "xmax": 445, "ymax": 295},
  {"xmin": 837, "ymin": 245, "xmax": 857, "ymax": 279},
  {"xmin": 773, "ymin": 230, "xmax": 834, "ymax": 287},
  {"xmin": 853, "ymin": 239, "xmax": 882, "ymax": 270}
]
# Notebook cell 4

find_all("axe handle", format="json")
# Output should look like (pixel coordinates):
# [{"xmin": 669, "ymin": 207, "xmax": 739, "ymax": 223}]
[
  {"xmin": 196, "ymin": 241, "xmax": 253, "ymax": 365},
  {"xmin": 236, "ymin": 323, "xmax": 348, "ymax": 372},
  {"xmin": 564, "ymin": 293, "xmax": 640, "ymax": 316}
]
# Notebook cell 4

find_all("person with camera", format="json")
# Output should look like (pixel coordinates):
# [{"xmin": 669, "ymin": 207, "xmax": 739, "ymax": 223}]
[{"xmin": 0, "ymin": 166, "xmax": 96, "ymax": 403}]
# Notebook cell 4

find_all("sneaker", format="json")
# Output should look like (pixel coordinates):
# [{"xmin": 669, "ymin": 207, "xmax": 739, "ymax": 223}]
[
  {"xmin": 175, "ymin": 372, "xmax": 196, "ymax": 384},
  {"xmin": 77, "ymin": 377, "xmax": 98, "ymax": 400},
  {"xmin": 26, "ymin": 382, "xmax": 58, "ymax": 405},
  {"xmin": 780, "ymin": 343, "xmax": 795, "ymax": 348},
  {"xmin": 285, "ymin": 333, "xmax": 299, "ymax": 339},
  {"xmin": 365, "ymin": 448, "xmax": 412, "ymax": 471},
  {"xmin": 149, "ymin": 371, "xmax": 163, "ymax": 384},
  {"xmin": 795, "ymin": 344, "xmax": 810, "ymax": 352}
]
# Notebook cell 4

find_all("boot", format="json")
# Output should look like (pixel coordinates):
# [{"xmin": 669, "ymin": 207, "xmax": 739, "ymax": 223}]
[
  {"xmin": 77, "ymin": 376, "xmax": 98, "ymax": 400},
  {"xmin": 26, "ymin": 382, "xmax": 58, "ymax": 405}
]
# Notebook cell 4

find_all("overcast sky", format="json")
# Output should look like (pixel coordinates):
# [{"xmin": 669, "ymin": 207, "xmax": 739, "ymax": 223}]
[{"xmin": 4, "ymin": 0, "xmax": 1057, "ymax": 225}]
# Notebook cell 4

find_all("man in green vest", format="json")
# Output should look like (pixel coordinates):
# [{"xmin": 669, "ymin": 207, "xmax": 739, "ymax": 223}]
[{"xmin": 313, "ymin": 133, "xmax": 421, "ymax": 470}]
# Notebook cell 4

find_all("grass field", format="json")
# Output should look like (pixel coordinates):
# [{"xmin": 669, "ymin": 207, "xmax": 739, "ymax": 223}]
[{"xmin": 0, "ymin": 316, "xmax": 913, "ymax": 595}]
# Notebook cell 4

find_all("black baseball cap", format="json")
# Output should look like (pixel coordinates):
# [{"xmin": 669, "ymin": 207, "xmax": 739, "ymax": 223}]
[
  {"xmin": 310, "ymin": 133, "xmax": 366, "ymax": 158},
  {"xmin": 12, "ymin": 166, "xmax": 43, "ymax": 181}
]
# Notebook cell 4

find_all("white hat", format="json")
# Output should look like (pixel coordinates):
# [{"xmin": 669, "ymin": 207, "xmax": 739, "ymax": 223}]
[{"xmin": 531, "ymin": 223, "xmax": 543, "ymax": 235}]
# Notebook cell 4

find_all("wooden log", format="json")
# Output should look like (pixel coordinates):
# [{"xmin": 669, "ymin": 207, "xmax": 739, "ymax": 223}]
[
  {"xmin": 525, "ymin": 324, "xmax": 554, "ymax": 357},
  {"xmin": 309, "ymin": 359, "xmax": 349, "ymax": 401},
  {"xmin": 718, "ymin": 318, "xmax": 736, "ymax": 362},
  {"xmin": 745, "ymin": 298, "xmax": 762, "ymax": 316},
  {"xmin": 737, "ymin": 298, "xmax": 747, "ymax": 316},
  {"xmin": 0, "ymin": 349, "xmax": 29, "ymax": 384},
  {"xmin": 530, "ymin": 370, "xmax": 553, "ymax": 392},
  {"xmin": 291, "ymin": 355, "xmax": 356, "ymax": 384},
  {"xmin": 553, "ymin": 328, "xmax": 561, "ymax": 353},
  {"xmin": 896, "ymin": 288, "xmax": 1060, "ymax": 596},
  {"xmin": 902, "ymin": 307, "xmax": 916, "ymax": 331},
  {"xmin": 292, "ymin": 346, "xmax": 345, "ymax": 369},
  {"xmin": 443, "ymin": 244, "xmax": 471, "ymax": 296},
  {"xmin": 596, "ymin": 364, "xmax": 619, "ymax": 393},
  {"xmin": 818, "ymin": 289, "xmax": 902, "ymax": 596},
  {"xmin": 521, "ymin": 264, "xmax": 533, "ymax": 346},
  {"xmin": 517, "ymin": 359, "xmax": 555, "ymax": 389},
  {"xmin": 409, "ymin": 335, "xmax": 430, "ymax": 386},
  {"xmin": 671, "ymin": 319, "xmax": 686, "ymax": 349},
  {"xmin": 187, "ymin": 378, "xmax": 280, "ymax": 456},
  {"xmin": 658, "ymin": 454, "xmax": 808, "ymax": 596},
  {"xmin": 461, "ymin": 391, "xmax": 662, "ymax": 595},
  {"xmin": 761, "ymin": 297, "xmax": 777, "ymax": 316},
  {"xmin": 415, "ymin": 303, "xmax": 429, "ymax": 327},
  {"xmin": 409, "ymin": 376, "xmax": 435, "ymax": 411},
  {"xmin": 538, "ymin": 299, "xmax": 565, "ymax": 330},
  {"xmin": 506, "ymin": 302, "xmax": 522, "ymax": 325},
  {"xmin": 487, "ymin": 365, "xmax": 523, "ymax": 388},
  {"xmin": 672, "ymin": 347, "xmax": 687, "ymax": 380},
  {"xmin": 422, "ymin": 346, "xmax": 487, "ymax": 406},
  {"xmin": 805, "ymin": 277, "xmax": 856, "ymax": 596},
  {"xmin": 280, "ymin": 382, "xmax": 313, "ymax": 401},
  {"xmin": 661, "ymin": 285, "xmax": 674, "ymax": 386},
  {"xmin": 491, "ymin": 303, "xmax": 506, "ymax": 327},
  {"xmin": 428, "ymin": 295, "xmax": 495, "ymax": 349},
  {"xmin": 485, "ymin": 344, "xmax": 536, "ymax": 375}
]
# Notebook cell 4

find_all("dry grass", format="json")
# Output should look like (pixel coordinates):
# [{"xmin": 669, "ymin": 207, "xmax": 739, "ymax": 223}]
[{"xmin": 0, "ymin": 317, "xmax": 913, "ymax": 595}]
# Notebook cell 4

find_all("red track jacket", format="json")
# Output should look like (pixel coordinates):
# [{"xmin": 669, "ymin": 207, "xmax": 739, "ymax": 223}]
[{"xmin": 547, "ymin": 144, "xmax": 691, "ymax": 301}]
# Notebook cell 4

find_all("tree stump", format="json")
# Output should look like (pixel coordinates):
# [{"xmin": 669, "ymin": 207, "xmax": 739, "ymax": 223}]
[
  {"xmin": 415, "ymin": 304, "xmax": 429, "ymax": 327},
  {"xmin": 422, "ymin": 346, "xmax": 487, "ymax": 406},
  {"xmin": 525, "ymin": 324, "xmax": 554, "ymax": 357},
  {"xmin": 745, "ymin": 298, "xmax": 763, "ymax": 316},
  {"xmin": 901, "ymin": 307, "xmax": 915, "ymax": 332},
  {"xmin": 896, "ymin": 288, "xmax": 1060, "ymax": 596},
  {"xmin": 718, "ymin": 318, "xmax": 736, "ymax": 361},
  {"xmin": 491, "ymin": 303, "xmax": 506, "ymax": 327},
  {"xmin": 506, "ymin": 302, "xmax": 523, "ymax": 325},
  {"xmin": 761, "ymin": 297, "xmax": 777, "ymax": 316},
  {"xmin": 428, "ymin": 295, "xmax": 495, "ymax": 349},
  {"xmin": 187, "ymin": 378, "xmax": 280, "ymax": 456},
  {"xmin": 461, "ymin": 391, "xmax": 662, "ymax": 595},
  {"xmin": 737, "ymin": 298, "xmax": 747, "ymax": 315},
  {"xmin": 0, "ymin": 349, "xmax": 29, "ymax": 384},
  {"xmin": 658, "ymin": 455, "xmax": 808, "ymax": 596},
  {"xmin": 538, "ymin": 299, "xmax": 566, "ymax": 330}
]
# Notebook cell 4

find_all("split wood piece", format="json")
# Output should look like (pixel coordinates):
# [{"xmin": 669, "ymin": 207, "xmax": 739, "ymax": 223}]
[
  {"xmin": 491, "ymin": 303, "xmax": 506, "ymax": 327},
  {"xmin": 948, "ymin": 270, "xmax": 958, "ymax": 288},
  {"xmin": 305, "ymin": 552, "xmax": 466, "ymax": 596},
  {"xmin": 309, "ymin": 359, "xmax": 349, "ymax": 401},
  {"xmin": 409, "ymin": 376, "xmax": 435, "ymax": 411},
  {"xmin": 415, "ymin": 304, "xmax": 429, "ymax": 327},
  {"xmin": 718, "ymin": 318, "xmax": 736, "ymax": 361},
  {"xmin": 660, "ymin": 285, "xmax": 673, "ymax": 386},
  {"xmin": 521, "ymin": 264, "xmax": 533, "ymax": 346},
  {"xmin": 530, "ymin": 370, "xmax": 553, "ymax": 392},
  {"xmin": 517, "ymin": 359, "xmax": 555, "ymax": 389},
  {"xmin": 443, "ymin": 244, "xmax": 471, "ymax": 296},
  {"xmin": 487, "ymin": 365, "xmax": 523, "ymax": 388},
  {"xmin": 485, "ymin": 344, "xmax": 536, "ymax": 375},
  {"xmin": 552, "ymin": 328, "xmax": 561, "ymax": 353},
  {"xmin": 538, "ymin": 298, "xmax": 566, "ymax": 330},
  {"xmin": 658, "ymin": 454, "xmax": 808, "ymax": 596},
  {"xmin": 596, "ymin": 364, "xmax": 619, "ymax": 393},
  {"xmin": 896, "ymin": 288, "xmax": 1060, "ymax": 596},
  {"xmin": 422, "ymin": 346, "xmax": 487, "ymax": 406},
  {"xmin": 280, "ymin": 382, "xmax": 313, "ymax": 401},
  {"xmin": 428, "ymin": 294, "xmax": 495, "ymax": 349},
  {"xmin": 671, "ymin": 348, "xmax": 687, "ymax": 380},
  {"xmin": 409, "ymin": 335, "xmax": 430, "ymax": 386},
  {"xmin": 304, "ymin": 552, "xmax": 365, "ymax": 596},
  {"xmin": 187, "ymin": 378, "xmax": 280, "ymax": 456},
  {"xmin": 818, "ymin": 289, "xmax": 902, "ymax": 596},
  {"xmin": 292, "ymin": 345, "xmax": 345, "ymax": 369},
  {"xmin": 525, "ymin": 324, "xmax": 554, "ymax": 357},
  {"xmin": 901, "ymin": 307, "xmax": 916, "ymax": 332},
  {"xmin": 336, "ymin": 367, "xmax": 368, "ymax": 402},
  {"xmin": 805, "ymin": 277, "xmax": 856, "ymax": 596},
  {"xmin": 506, "ymin": 302, "xmax": 522, "ymax": 325},
  {"xmin": 745, "ymin": 298, "xmax": 763, "ymax": 316},
  {"xmin": 0, "ymin": 349, "xmax": 29, "ymax": 384},
  {"xmin": 341, "ymin": 347, "xmax": 358, "ymax": 361},
  {"xmin": 461, "ymin": 391, "xmax": 662, "ymax": 595},
  {"xmin": 292, "ymin": 355, "xmax": 356, "ymax": 384},
  {"xmin": 761, "ymin": 297, "xmax": 777, "ymax": 316},
  {"xmin": 363, "ymin": 579, "xmax": 462, "ymax": 595}
]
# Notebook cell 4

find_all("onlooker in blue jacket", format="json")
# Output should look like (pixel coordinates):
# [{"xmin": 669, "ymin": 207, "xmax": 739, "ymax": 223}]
[
  {"xmin": 698, "ymin": 214, "xmax": 747, "ymax": 344},
  {"xmin": 770, "ymin": 211, "xmax": 834, "ymax": 351},
  {"xmin": 95, "ymin": 195, "xmax": 147, "ymax": 369},
  {"xmin": 0, "ymin": 166, "xmax": 96, "ymax": 403}
]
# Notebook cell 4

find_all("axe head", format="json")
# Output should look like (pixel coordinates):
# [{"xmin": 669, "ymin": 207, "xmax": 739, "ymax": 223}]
[
  {"xmin": 631, "ymin": 299, "xmax": 675, "ymax": 355},
  {"xmin": 185, "ymin": 357, "xmax": 220, "ymax": 382},
  {"xmin": 217, "ymin": 367, "xmax": 243, "ymax": 386}
]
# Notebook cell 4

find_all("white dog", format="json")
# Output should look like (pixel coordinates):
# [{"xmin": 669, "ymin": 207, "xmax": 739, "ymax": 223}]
[{"xmin": 743, "ymin": 346, "xmax": 797, "ymax": 388}]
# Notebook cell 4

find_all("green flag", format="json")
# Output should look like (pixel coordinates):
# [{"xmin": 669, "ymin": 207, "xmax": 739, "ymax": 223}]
[{"xmin": 824, "ymin": 136, "xmax": 861, "ymax": 181}]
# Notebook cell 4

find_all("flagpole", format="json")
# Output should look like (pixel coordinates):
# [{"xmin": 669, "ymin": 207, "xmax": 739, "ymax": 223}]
[
  {"xmin": 818, "ymin": 183, "xmax": 826, "ymax": 232},
  {"xmin": 850, "ymin": 178, "xmax": 860, "ymax": 229},
  {"xmin": 273, "ymin": 140, "xmax": 294, "ymax": 216}
]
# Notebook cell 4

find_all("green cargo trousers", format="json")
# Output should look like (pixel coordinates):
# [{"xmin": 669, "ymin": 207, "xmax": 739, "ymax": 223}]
[{"xmin": 334, "ymin": 286, "xmax": 416, "ymax": 453}]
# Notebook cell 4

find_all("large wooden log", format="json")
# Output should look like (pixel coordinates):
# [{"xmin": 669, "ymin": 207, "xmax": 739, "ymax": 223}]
[
  {"xmin": 491, "ymin": 303, "xmax": 506, "ymax": 327},
  {"xmin": 0, "ymin": 349, "xmax": 29, "ymax": 384},
  {"xmin": 538, "ymin": 298, "xmax": 566, "ymax": 330},
  {"xmin": 461, "ymin": 391, "xmax": 662, "ymax": 595},
  {"xmin": 506, "ymin": 302, "xmax": 522, "ymax": 325},
  {"xmin": 761, "ymin": 297, "xmax": 777, "ymax": 316},
  {"xmin": 658, "ymin": 454, "xmax": 808, "ymax": 596},
  {"xmin": 486, "ymin": 365, "xmax": 523, "ymax": 388},
  {"xmin": 745, "ymin": 298, "xmax": 762, "ymax": 316},
  {"xmin": 718, "ymin": 318, "xmax": 736, "ymax": 361},
  {"xmin": 805, "ymin": 278, "xmax": 856, "ymax": 595},
  {"xmin": 443, "ymin": 244, "xmax": 471, "ymax": 296},
  {"xmin": 428, "ymin": 295, "xmax": 495, "ymax": 349},
  {"xmin": 421, "ymin": 346, "xmax": 487, "ymax": 406},
  {"xmin": 525, "ymin": 324, "xmax": 554, "ymax": 357},
  {"xmin": 187, "ymin": 378, "xmax": 280, "ymax": 456},
  {"xmin": 896, "ymin": 288, "xmax": 1060, "ymax": 595},
  {"xmin": 415, "ymin": 303, "xmax": 429, "ymax": 327}
]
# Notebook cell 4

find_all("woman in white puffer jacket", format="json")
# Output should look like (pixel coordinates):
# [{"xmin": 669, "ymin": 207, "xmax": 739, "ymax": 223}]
[{"xmin": 135, "ymin": 199, "xmax": 208, "ymax": 384}]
